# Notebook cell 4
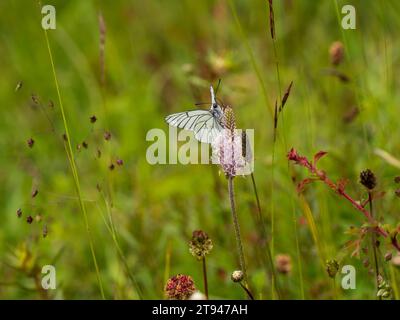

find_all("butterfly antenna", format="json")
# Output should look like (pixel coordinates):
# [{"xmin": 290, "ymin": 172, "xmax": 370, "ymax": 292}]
[
  {"xmin": 215, "ymin": 78, "xmax": 222, "ymax": 95},
  {"xmin": 194, "ymin": 102, "xmax": 209, "ymax": 106}
]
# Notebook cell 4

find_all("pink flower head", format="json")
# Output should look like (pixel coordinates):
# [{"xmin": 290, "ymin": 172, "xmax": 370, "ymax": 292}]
[{"xmin": 212, "ymin": 129, "xmax": 248, "ymax": 177}]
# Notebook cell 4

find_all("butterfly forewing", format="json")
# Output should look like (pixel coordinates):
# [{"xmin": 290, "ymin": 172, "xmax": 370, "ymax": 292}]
[{"xmin": 165, "ymin": 110, "xmax": 223, "ymax": 143}]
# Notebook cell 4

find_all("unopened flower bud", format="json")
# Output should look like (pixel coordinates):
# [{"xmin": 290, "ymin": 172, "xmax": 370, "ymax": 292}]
[
  {"xmin": 231, "ymin": 270, "xmax": 244, "ymax": 283},
  {"xmin": 104, "ymin": 131, "xmax": 111, "ymax": 141},
  {"xmin": 385, "ymin": 252, "xmax": 392, "ymax": 262},
  {"xmin": 329, "ymin": 41, "xmax": 344, "ymax": 66},
  {"xmin": 392, "ymin": 253, "xmax": 400, "ymax": 267},
  {"xmin": 275, "ymin": 254, "xmax": 292, "ymax": 274},
  {"xmin": 27, "ymin": 138, "xmax": 34, "ymax": 148},
  {"xmin": 26, "ymin": 216, "xmax": 33, "ymax": 224},
  {"xmin": 189, "ymin": 291, "xmax": 207, "ymax": 300},
  {"xmin": 377, "ymin": 276, "xmax": 392, "ymax": 300}
]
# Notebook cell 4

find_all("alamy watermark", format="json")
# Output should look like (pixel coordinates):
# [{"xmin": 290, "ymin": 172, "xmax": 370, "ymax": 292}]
[
  {"xmin": 341, "ymin": 4, "xmax": 356, "ymax": 29},
  {"xmin": 146, "ymin": 127, "xmax": 254, "ymax": 175},
  {"xmin": 41, "ymin": 5, "xmax": 56, "ymax": 30},
  {"xmin": 41, "ymin": 265, "xmax": 56, "ymax": 290},
  {"xmin": 341, "ymin": 265, "xmax": 356, "ymax": 290}
]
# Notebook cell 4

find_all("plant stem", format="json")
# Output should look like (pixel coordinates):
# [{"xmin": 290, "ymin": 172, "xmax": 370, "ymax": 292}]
[
  {"xmin": 228, "ymin": 0, "xmax": 273, "ymax": 116},
  {"xmin": 369, "ymin": 191, "xmax": 380, "ymax": 298},
  {"xmin": 288, "ymin": 149, "xmax": 400, "ymax": 250},
  {"xmin": 228, "ymin": 176, "xmax": 247, "ymax": 281},
  {"xmin": 202, "ymin": 257, "xmax": 209, "ymax": 300},
  {"xmin": 250, "ymin": 173, "xmax": 262, "ymax": 221},
  {"xmin": 239, "ymin": 282, "xmax": 255, "ymax": 300},
  {"xmin": 389, "ymin": 264, "xmax": 400, "ymax": 300},
  {"xmin": 42, "ymin": 21, "xmax": 105, "ymax": 298},
  {"xmin": 332, "ymin": 277, "xmax": 338, "ymax": 300},
  {"xmin": 250, "ymin": 173, "xmax": 281, "ymax": 299},
  {"xmin": 97, "ymin": 194, "xmax": 143, "ymax": 299},
  {"xmin": 292, "ymin": 202, "xmax": 305, "ymax": 299}
]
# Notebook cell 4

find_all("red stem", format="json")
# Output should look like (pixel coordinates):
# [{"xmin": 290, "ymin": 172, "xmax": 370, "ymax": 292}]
[{"xmin": 288, "ymin": 148, "xmax": 398, "ymax": 251}]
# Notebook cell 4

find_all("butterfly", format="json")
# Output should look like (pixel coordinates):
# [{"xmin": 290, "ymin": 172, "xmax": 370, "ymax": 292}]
[{"xmin": 165, "ymin": 85, "xmax": 225, "ymax": 143}]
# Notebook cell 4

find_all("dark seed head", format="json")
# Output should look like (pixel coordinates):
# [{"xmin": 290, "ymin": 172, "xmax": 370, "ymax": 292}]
[
  {"xmin": 189, "ymin": 230, "xmax": 213, "ymax": 260},
  {"xmin": 26, "ymin": 216, "xmax": 33, "ymax": 224},
  {"xmin": 116, "ymin": 159, "xmax": 123, "ymax": 166},
  {"xmin": 31, "ymin": 189, "xmax": 38, "ymax": 198},
  {"xmin": 82, "ymin": 141, "xmax": 88, "ymax": 149},
  {"xmin": 16, "ymin": 208, "xmax": 22, "ymax": 218},
  {"xmin": 97, "ymin": 149, "xmax": 102, "ymax": 158},
  {"xmin": 360, "ymin": 169, "xmax": 377, "ymax": 190},
  {"xmin": 27, "ymin": 138, "xmax": 34, "ymax": 148},
  {"xmin": 394, "ymin": 176, "xmax": 400, "ymax": 184},
  {"xmin": 43, "ymin": 224, "xmax": 48, "ymax": 238},
  {"xmin": 104, "ymin": 131, "xmax": 111, "ymax": 141},
  {"xmin": 62, "ymin": 134, "xmax": 68, "ymax": 142},
  {"xmin": 109, "ymin": 163, "xmax": 115, "ymax": 170},
  {"xmin": 31, "ymin": 94, "xmax": 39, "ymax": 104},
  {"xmin": 90, "ymin": 115, "xmax": 97, "ymax": 123},
  {"xmin": 395, "ymin": 189, "xmax": 400, "ymax": 198}
]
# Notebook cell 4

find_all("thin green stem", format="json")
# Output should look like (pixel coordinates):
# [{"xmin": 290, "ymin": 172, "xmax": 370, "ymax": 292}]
[
  {"xmin": 202, "ymin": 258, "xmax": 209, "ymax": 300},
  {"xmin": 97, "ymin": 193, "xmax": 143, "ymax": 299},
  {"xmin": 369, "ymin": 191, "xmax": 380, "ymax": 298},
  {"xmin": 250, "ymin": 173, "xmax": 281, "ymax": 299},
  {"xmin": 228, "ymin": 0, "xmax": 273, "ymax": 116},
  {"xmin": 332, "ymin": 277, "xmax": 338, "ymax": 300},
  {"xmin": 291, "ymin": 201, "xmax": 305, "ymax": 299},
  {"xmin": 250, "ymin": 173, "xmax": 262, "ymax": 221},
  {"xmin": 333, "ymin": 0, "xmax": 371, "ymax": 159},
  {"xmin": 389, "ymin": 265, "xmax": 399, "ymax": 300},
  {"xmin": 272, "ymin": 39, "xmax": 282, "ymax": 105},
  {"xmin": 228, "ymin": 176, "xmax": 247, "ymax": 281},
  {"xmin": 42, "ymin": 22, "xmax": 105, "ymax": 298},
  {"xmin": 270, "ymin": 145, "xmax": 276, "ymax": 299}
]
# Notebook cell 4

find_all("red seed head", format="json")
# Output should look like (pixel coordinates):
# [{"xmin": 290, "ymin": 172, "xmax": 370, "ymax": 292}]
[{"xmin": 165, "ymin": 274, "xmax": 196, "ymax": 300}]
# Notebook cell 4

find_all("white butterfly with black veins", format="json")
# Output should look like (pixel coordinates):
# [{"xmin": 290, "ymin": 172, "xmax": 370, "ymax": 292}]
[{"xmin": 165, "ymin": 86, "xmax": 224, "ymax": 144}]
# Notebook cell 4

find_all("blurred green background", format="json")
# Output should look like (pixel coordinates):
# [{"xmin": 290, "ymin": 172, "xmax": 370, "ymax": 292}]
[{"xmin": 0, "ymin": 0, "xmax": 400, "ymax": 299}]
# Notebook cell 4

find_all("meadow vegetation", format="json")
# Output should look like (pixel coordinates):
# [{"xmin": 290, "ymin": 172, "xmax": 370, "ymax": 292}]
[{"xmin": 0, "ymin": 0, "xmax": 400, "ymax": 299}]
